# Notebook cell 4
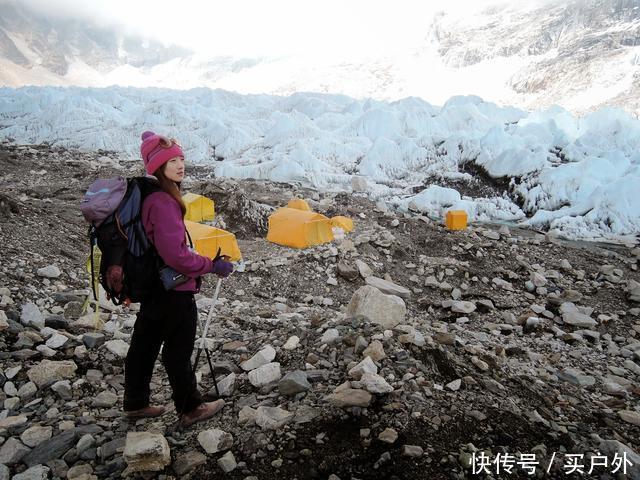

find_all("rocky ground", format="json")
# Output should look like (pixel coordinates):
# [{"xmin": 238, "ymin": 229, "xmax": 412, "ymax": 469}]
[{"xmin": 0, "ymin": 139, "xmax": 639, "ymax": 480}]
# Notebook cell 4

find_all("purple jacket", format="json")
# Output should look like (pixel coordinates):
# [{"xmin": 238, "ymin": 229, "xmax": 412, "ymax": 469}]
[{"xmin": 142, "ymin": 191, "xmax": 213, "ymax": 292}]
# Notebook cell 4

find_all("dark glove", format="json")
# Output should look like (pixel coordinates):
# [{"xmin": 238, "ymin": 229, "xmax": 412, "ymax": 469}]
[{"xmin": 211, "ymin": 257, "xmax": 233, "ymax": 277}]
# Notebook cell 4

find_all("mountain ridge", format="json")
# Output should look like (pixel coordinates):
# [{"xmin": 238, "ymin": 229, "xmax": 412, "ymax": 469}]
[{"xmin": 0, "ymin": 0, "xmax": 639, "ymax": 115}]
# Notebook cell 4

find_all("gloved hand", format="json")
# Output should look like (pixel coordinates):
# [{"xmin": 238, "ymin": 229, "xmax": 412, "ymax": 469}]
[{"xmin": 211, "ymin": 257, "xmax": 233, "ymax": 277}]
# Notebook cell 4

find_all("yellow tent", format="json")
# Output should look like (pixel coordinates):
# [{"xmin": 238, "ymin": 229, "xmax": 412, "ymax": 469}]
[
  {"xmin": 330, "ymin": 216, "xmax": 354, "ymax": 232},
  {"xmin": 183, "ymin": 193, "xmax": 215, "ymax": 222},
  {"xmin": 266, "ymin": 207, "xmax": 334, "ymax": 249},
  {"xmin": 184, "ymin": 220, "xmax": 242, "ymax": 261},
  {"xmin": 287, "ymin": 198, "xmax": 311, "ymax": 211}
]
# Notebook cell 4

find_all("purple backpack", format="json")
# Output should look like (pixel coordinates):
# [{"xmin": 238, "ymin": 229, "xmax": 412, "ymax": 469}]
[
  {"xmin": 80, "ymin": 176, "xmax": 162, "ymax": 305},
  {"xmin": 80, "ymin": 177, "xmax": 127, "ymax": 226}
]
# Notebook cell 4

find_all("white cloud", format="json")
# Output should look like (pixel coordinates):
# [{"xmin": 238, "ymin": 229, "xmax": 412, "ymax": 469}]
[{"xmin": 14, "ymin": 0, "xmax": 546, "ymax": 57}]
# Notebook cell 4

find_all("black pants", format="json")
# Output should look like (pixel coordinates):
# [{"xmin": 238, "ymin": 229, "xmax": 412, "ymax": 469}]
[{"xmin": 123, "ymin": 290, "xmax": 202, "ymax": 414}]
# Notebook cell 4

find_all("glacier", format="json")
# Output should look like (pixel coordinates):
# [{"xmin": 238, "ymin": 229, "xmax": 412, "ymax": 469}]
[{"xmin": 0, "ymin": 86, "xmax": 639, "ymax": 243}]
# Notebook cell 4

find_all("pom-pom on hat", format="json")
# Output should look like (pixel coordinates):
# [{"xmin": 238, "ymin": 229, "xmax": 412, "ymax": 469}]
[{"xmin": 140, "ymin": 130, "xmax": 184, "ymax": 175}]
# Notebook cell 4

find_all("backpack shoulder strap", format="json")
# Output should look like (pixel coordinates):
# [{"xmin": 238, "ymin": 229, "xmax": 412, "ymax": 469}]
[{"xmin": 133, "ymin": 176, "xmax": 162, "ymax": 199}]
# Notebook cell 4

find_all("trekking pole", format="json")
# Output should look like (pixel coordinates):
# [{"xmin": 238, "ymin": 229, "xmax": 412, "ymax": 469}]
[{"xmin": 193, "ymin": 276, "xmax": 223, "ymax": 398}]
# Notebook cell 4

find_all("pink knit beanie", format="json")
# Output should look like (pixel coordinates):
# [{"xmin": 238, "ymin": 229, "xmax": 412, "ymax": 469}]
[{"xmin": 140, "ymin": 131, "xmax": 184, "ymax": 175}]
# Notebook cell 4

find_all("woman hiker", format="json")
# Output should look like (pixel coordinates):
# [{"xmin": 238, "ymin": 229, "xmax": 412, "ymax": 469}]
[{"xmin": 123, "ymin": 131, "xmax": 234, "ymax": 427}]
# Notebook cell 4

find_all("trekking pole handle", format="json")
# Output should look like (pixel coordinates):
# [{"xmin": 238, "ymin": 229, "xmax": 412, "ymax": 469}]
[{"xmin": 212, "ymin": 247, "xmax": 232, "ymax": 263}]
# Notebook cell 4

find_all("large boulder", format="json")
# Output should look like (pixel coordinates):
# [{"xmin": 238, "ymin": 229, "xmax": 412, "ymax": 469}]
[
  {"xmin": 27, "ymin": 360, "xmax": 77, "ymax": 388},
  {"xmin": 123, "ymin": 432, "xmax": 171, "ymax": 476},
  {"xmin": 346, "ymin": 285, "xmax": 406, "ymax": 329}
]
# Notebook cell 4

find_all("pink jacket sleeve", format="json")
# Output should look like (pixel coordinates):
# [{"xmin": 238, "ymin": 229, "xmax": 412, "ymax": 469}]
[{"xmin": 142, "ymin": 191, "xmax": 213, "ymax": 277}]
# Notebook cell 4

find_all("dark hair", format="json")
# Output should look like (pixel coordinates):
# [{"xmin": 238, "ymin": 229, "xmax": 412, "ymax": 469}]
[{"xmin": 155, "ymin": 163, "xmax": 187, "ymax": 217}]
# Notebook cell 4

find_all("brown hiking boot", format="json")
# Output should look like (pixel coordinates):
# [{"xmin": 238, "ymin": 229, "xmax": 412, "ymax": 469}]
[
  {"xmin": 180, "ymin": 399, "xmax": 225, "ymax": 428},
  {"xmin": 124, "ymin": 405, "xmax": 166, "ymax": 418}
]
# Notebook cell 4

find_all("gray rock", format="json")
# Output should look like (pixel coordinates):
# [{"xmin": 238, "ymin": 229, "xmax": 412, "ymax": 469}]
[
  {"xmin": 362, "ymin": 340, "xmax": 386, "ymax": 361},
  {"xmin": 237, "ymin": 406, "xmax": 257, "ymax": 426},
  {"xmin": 20, "ymin": 425, "xmax": 53, "ymax": 448},
  {"xmin": 6, "ymin": 366, "xmax": 22, "ymax": 379},
  {"xmin": 63, "ymin": 302, "xmax": 84, "ymax": 320},
  {"xmin": 319, "ymin": 328, "xmax": 340, "ymax": 344},
  {"xmin": 283, "ymin": 335, "xmax": 300, "ymax": 350},
  {"xmin": 27, "ymin": 360, "xmax": 77, "ymax": 388},
  {"xmin": 0, "ymin": 310, "xmax": 9, "ymax": 331},
  {"xmin": 17, "ymin": 381, "xmax": 37, "ymax": 399},
  {"xmin": 624, "ymin": 359, "xmax": 640, "ymax": 376},
  {"xmin": 5, "ymin": 396, "xmax": 20, "ymax": 410},
  {"xmin": 122, "ymin": 432, "xmax": 171, "ymax": 476},
  {"xmin": 354, "ymin": 259, "xmax": 373, "ymax": 278},
  {"xmin": 482, "ymin": 230, "xmax": 500, "ymax": 240},
  {"xmin": 51, "ymin": 380, "xmax": 73, "ymax": 400},
  {"xmin": 294, "ymin": 405, "xmax": 321, "ymax": 424},
  {"xmin": 446, "ymin": 379, "xmax": 462, "ymax": 391},
  {"xmin": 556, "ymin": 368, "xmax": 596, "ymax": 387},
  {"xmin": 45, "ymin": 333, "xmax": 68, "ymax": 349},
  {"xmin": 279, "ymin": 370, "xmax": 311, "ymax": 396},
  {"xmin": 434, "ymin": 332, "xmax": 456, "ymax": 345},
  {"xmin": 360, "ymin": 372, "xmax": 394, "ymax": 394},
  {"xmin": 0, "ymin": 464, "xmax": 9, "ymax": 480},
  {"xmin": 211, "ymin": 373, "xmax": 236, "ymax": 397},
  {"xmin": 402, "ymin": 445, "xmax": 424, "ymax": 457},
  {"xmin": 348, "ymin": 356, "xmax": 378, "ymax": 380},
  {"xmin": 248, "ymin": 362, "xmax": 281, "ymax": 387},
  {"xmin": 0, "ymin": 437, "xmax": 31, "ymax": 465},
  {"xmin": 12, "ymin": 465, "xmax": 50, "ymax": 480},
  {"xmin": 23, "ymin": 429, "xmax": 77, "ymax": 467},
  {"xmin": 325, "ymin": 388, "xmax": 372, "ymax": 407},
  {"xmin": 562, "ymin": 311, "xmax": 597, "ymax": 328},
  {"xmin": 173, "ymin": 450, "xmax": 207, "ymax": 476},
  {"xmin": 92, "ymin": 391, "xmax": 118, "ymax": 408},
  {"xmin": 21, "ymin": 302, "xmax": 45, "ymax": 329},
  {"xmin": 76, "ymin": 434, "xmax": 95, "ymax": 454},
  {"xmin": 492, "ymin": 278, "xmax": 513, "ymax": 291},
  {"xmin": 255, "ymin": 406, "xmax": 294, "ymax": 430},
  {"xmin": 217, "ymin": 451, "xmax": 237, "ymax": 473},
  {"xmin": 197, "ymin": 429, "xmax": 233, "ymax": 454},
  {"xmin": 442, "ymin": 300, "xmax": 476, "ymax": 314},
  {"xmin": 82, "ymin": 333, "xmax": 105, "ymax": 349},
  {"xmin": 99, "ymin": 437, "xmax": 126, "ymax": 460},
  {"xmin": 66, "ymin": 464, "xmax": 93, "ymax": 479},
  {"xmin": 104, "ymin": 339, "xmax": 129, "ymax": 358},
  {"xmin": 52, "ymin": 291, "xmax": 84, "ymax": 304},
  {"xmin": 346, "ymin": 285, "xmax": 406, "ymax": 329},
  {"xmin": 240, "ymin": 345, "xmax": 276, "ymax": 371},
  {"xmin": 0, "ymin": 415, "xmax": 27, "ymax": 429},
  {"xmin": 378, "ymin": 428, "xmax": 398, "ymax": 444},
  {"xmin": 628, "ymin": 279, "xmax": 640, "ymax": 303},
  {"xmin": 364, "ymin": 276, "xmax": 411, "ymax": 299},
  {"xmin": 37, "ymin": 265, "xmax": 61, "ymax": 278},
  {"xmin": 618, "ymin": 410, "xmax": 640, "ymax": 426},
  {"xmin": 4, "ymin": 380, "xmax": 18, "ymax": 396},
  {"xmin": 598, "ymin": 440, "xmax": 640, "ymax": 479},
  {"xmin": 337, "ymin": 261, "xmax": 359, "ymax": 281},
  {"xmin": 530, "ymin": 272, "xmax": 547, "ymax": 287}
]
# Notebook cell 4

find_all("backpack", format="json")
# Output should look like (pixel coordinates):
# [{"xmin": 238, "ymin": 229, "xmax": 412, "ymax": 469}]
[{"xmin": 80, "ymin": 176, "xmax": 163, "ymax": 305}]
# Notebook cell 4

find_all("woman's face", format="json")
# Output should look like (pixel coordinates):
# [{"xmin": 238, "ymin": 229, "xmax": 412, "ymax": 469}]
[{"xmin": 164, "ymin": 156, "xmax": 185, "ymax": 183}]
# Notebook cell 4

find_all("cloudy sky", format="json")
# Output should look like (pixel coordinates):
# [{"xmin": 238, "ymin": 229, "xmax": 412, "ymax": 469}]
[{"xmin": 17, "ymin": 0, "xmax": 532, "ymax": 57}]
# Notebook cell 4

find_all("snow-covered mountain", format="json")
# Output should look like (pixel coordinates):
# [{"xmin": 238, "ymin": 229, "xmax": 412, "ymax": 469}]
[
  {"xmin": 0, "ymin": 1, "xmax": 194, "ymax": 84},
  {"xmin": 1, "ymin": 0, "xmax": 639, "ymax": 114},
  {"xmin": 433, "ymin": 0, "xmax": 640, "ymax": 114}
]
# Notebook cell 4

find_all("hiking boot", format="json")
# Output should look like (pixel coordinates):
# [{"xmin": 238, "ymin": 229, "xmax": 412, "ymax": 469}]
[
  {"xmin": 180, "ymin": 399, "xmax": 225, "ymax": 428},
  {"xmin": 124, "ymin": 405, "xmax": 166, "ymax": 418}
]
